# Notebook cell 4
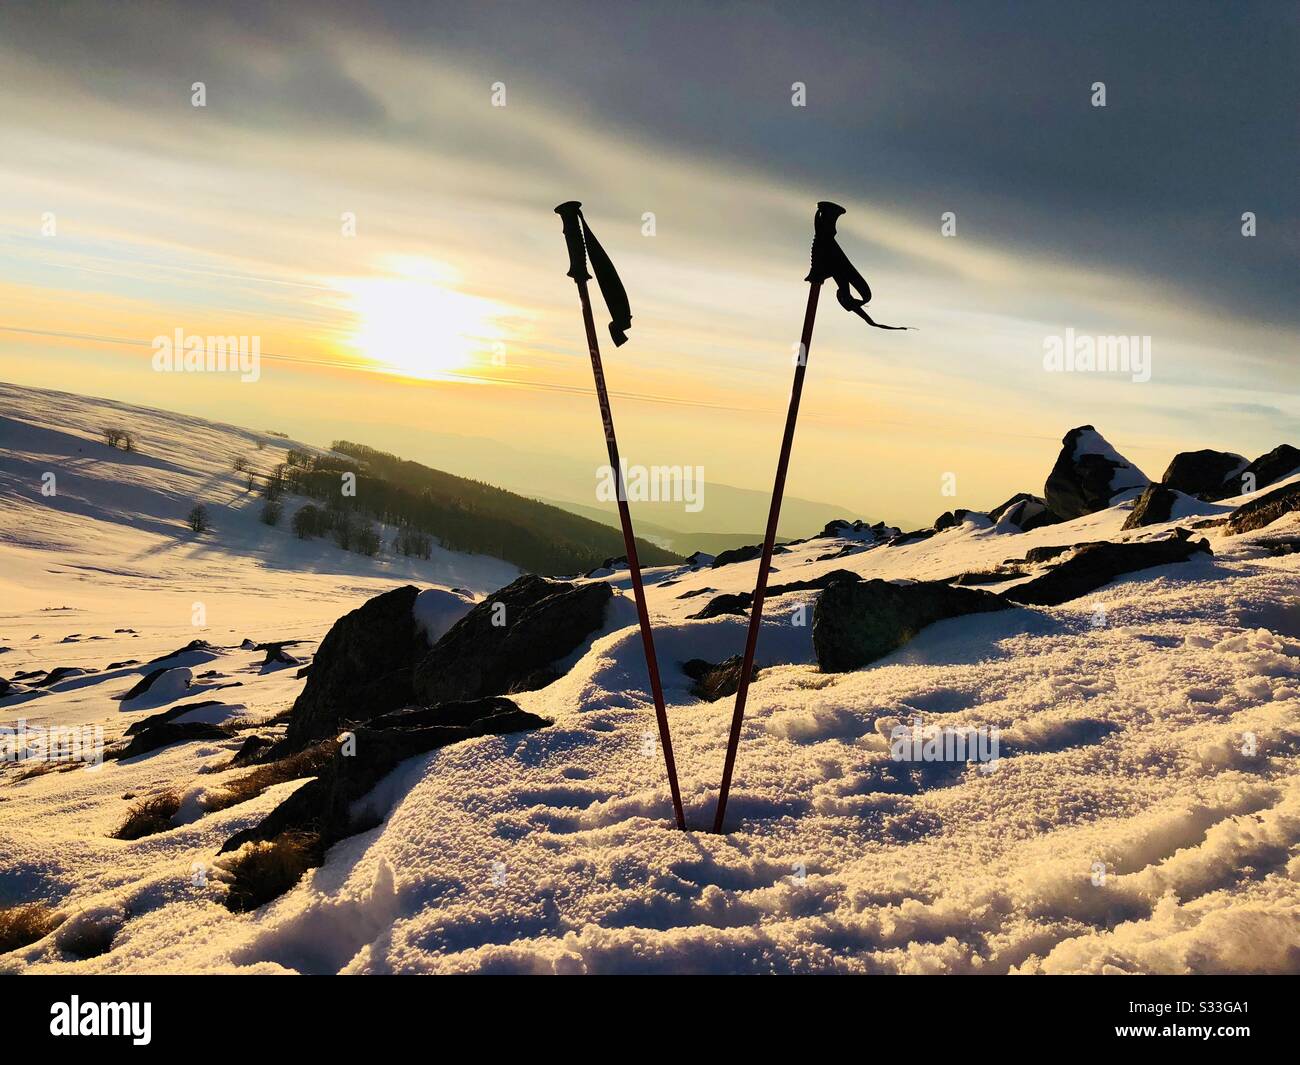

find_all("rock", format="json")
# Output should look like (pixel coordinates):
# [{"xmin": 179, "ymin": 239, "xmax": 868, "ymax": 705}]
[
  {"xmin": 261, "ymin": 644, "xmax": 300, "ymax": 669},
  {"xmin": 38, "ymin": 666, "xmax": 91, "ymax": 686},
  {"xmin": 1226, "ymin": 480, "xmax": 1300, "ymax": 535},
  {"xmin": 413, "ymin": 576, "xmax": 611, "ymax": 705},
  {"xmin": 712, "ymin": 544, "xmax": 762, "ymax": 568},
  {"xmin": 1161, "ymin": 449, "xmax": 1248, "ymax": 500},
  {"xmin": 1122, "ymin": 484, "xmax": 1187, "ymax": 529},
  {"xmin": 285, "ymin": 585, "xmax": 427, "ymax": 748},
  {"xmin": 120, "ymin": 666, "xmax": 192, "ymax": 703},
  {"xmin": 821, "ymin": 519, "xmax": 901, "ymax": 541},
  {"xmin": 682, "ymin": 656, "xmax": 758, "ymax": 702},
  {"xmin": 1239, "ymin": 445, "xmax": 1300, "ymax": 495},
  {"xmin": 989, "ymin": 493, "xmax": 1059, "ymax": 532},
  {"xmin": 933, "ymin": 509, "xmax": 971, "ymax": 531},
  {"xmin": 1024, "ymin": 542, "xmax": 1103, "ymax": 565},
  {"xmin": 146, "ymin": 639, "xmax": 218, "ymax": 665},
  {"xmin": 1044, "ymin": 426, "xmax": 1149, "ymax": 520},
  {"xmin": 816, "ymin": 543, "xmax": 870, "ymax": 561},
  {"xmin": 124, "ymin": 699, "xmax": 226, "ymax": 735},
  {"xmin": 888, "ymin": 528, "xmax": 937, "ymax": 547},
  {"xmin": 584, "ymin": 555, "xmax": 628, "ymax": 578},
  {"xmin": 221, "ymin": 699, "xmax": 549, "ymax": 857},
  {"xmin": 687, "ymin": 569, "xmax": 862, "ymax": 619},
  {"xmin": 949, "ymin": 567, "xmax": 1025, "ymax": 586},
  {"xmin": 688, "ymin": 592, "xmax": 752, "ymax": 619},
  {"xmin": 813, "ymin": 580, "xmax": 1011, "ymax": 672},
  {"xmin": 227, "ymin": 734, "xmax": 274, "ymax": 767},
  {"xmin": 684, "ymin": 551, "xmax": 715, "ymax": 568},
  {"xmin": 1002, "ymin": 534, "xmax": 1211, "ymax": 606},
  {"xmin": 113, "ymin": 720, "xmax": 234, "ymax": 759}
]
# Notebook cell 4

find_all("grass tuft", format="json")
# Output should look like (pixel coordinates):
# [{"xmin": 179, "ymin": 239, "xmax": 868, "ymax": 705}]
[
  {"xmin": 221, "ymin": 831, "xmax": 322, "ymax": 912},
  {"xmin": 0, "ymin": 903, "xmax": 64, "ymax": 954},
  {"xmin": 115, "ymin": 790, "xmax": 183, "ymax": 839}
]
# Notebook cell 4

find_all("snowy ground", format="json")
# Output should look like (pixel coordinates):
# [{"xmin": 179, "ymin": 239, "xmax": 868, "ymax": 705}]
[{"xmin": 2, "ymin": 382, "xmax": 1298, "ymax": 974}]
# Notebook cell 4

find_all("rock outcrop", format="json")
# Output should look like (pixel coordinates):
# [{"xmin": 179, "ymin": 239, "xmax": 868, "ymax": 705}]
[
  {"xmin": 1044, "ymin": 426, "xmax": 1150, "ymax": 520},
  {"xmin": 412, "ymin": 576, "xmax": 611, "ymax": 705},
  {"xmin": 1161, "ymin": 449, "xmax": 1248, "ymax": 500},
  {"xmin": 285, "ymin": 585, "xmax": 427, "ymax": 748},
  {"xmin": 1226, "ymin": 481, "xmax": 1300, "ymax": 535},
  {"xmin": 1002, "ymin": 532, "xmax": 1211, "ymax": 606},
  {"xmin": 813, "ymin": 580, "xmax": 1010, "ymax": 673}
]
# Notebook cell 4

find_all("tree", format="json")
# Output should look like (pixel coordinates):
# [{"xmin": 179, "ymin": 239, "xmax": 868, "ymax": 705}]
[
  {"xmin": 187, "ymin": 504, "xmax": 210, "ymax": 534},
  {"xmin": 260, "ymin": 500, "xmax": 282, "ymax": 526}
]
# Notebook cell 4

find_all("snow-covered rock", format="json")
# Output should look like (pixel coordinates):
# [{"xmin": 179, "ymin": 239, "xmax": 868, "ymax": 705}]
[{"xmin": 1044, "ymin": 425, "xmax": 1150, "ymax": 519}]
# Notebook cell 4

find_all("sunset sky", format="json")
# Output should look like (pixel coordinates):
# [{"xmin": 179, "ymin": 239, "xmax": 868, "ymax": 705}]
[{"xmin": 1, "ymin": 1, "xmax": 1295, "ymax": 530}]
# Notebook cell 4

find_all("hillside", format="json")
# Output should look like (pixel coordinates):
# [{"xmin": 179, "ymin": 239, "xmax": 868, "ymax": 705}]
[{"xmin": 2, "ymin": 387, "xmax": 1299, "ymax": 973}]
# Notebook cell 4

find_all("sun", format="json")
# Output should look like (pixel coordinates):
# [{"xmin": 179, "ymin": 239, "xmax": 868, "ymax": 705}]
[{"xmin": 335, "ymin": 257, "xmax": 507, "ymax": 380}]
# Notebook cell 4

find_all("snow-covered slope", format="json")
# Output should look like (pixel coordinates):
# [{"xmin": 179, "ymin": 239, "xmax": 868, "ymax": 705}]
[{"xmin": 2, "ymin": 382, "xmax": 1299, "ymax": 974}]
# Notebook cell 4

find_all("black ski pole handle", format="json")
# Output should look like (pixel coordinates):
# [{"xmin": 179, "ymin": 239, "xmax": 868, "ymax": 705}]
[{"xmin": 554, "ymin": 201, "xmax": 592, "ymax": 282}]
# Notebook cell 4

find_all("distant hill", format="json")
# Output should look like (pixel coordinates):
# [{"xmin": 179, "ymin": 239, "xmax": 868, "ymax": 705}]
[{"xmin": 289, "ymin": 441, "xmax": 679, "ymax": 575}]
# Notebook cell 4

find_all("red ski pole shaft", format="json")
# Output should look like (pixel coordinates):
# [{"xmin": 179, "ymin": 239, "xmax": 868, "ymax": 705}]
[
  {"xmin": 571, "ymin": 275, "xmax": 688, "ymax": 832},
  {"xmin": 712, "ymin": 280, "xmax": 821, "ymax": 833}
]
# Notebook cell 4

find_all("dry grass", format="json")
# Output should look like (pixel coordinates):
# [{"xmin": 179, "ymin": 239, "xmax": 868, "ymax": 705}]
[
  {"xmin": 0, "ymin": 903, "xmax": 64, "ymax": 954},
  {"xmin": 205, "ymin": 740, "xmax": 335, "ymax": 813},
  {"xmin": 221, "ymin": 831, "xmax": 322, "ymax": 912},
  {"xmin": 114, "ymin": 790, "xmax": 183, "ymax": 839}
]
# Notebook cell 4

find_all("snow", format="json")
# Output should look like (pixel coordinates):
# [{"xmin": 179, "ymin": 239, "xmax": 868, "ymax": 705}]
[
  {"xmin": 412, "ymin": 588, "xmax": 478, "ymax": 645},
  {"xmin": 2, "ymin": 382, "xmax": 1299, "ymax": 974},
  {"xmin": 1071, "ymin": 426, "xmax": 1150, "ymax": 500}
]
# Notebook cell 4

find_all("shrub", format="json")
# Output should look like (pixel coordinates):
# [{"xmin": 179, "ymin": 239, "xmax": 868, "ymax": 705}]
[
  {"xmin": 232, "ymin": 455, "xmax": 251, "ymax": 473},
  {"xmin": 114, "ymin": 791, "xmax": 182, "ymax": 840},
  {"xmin": 101, "ymin": 427, "xmax": 136, "ymax": 452},
  {"xmin": 205, "ymin": 740, "xmax": 335, "ymax": 813},
  {"xmin": 355, "ymin": 524, "xmax": 381, "ymax": 557},
  {"xmin": 0, "ymin": 903, "xmax": 64, "ymax": 954},
  {"xmin": 291, "ymin": 504, "xmax": 325, "ymax": 540},
  {"xmin": 186, "ymin": 504, "xmax": 210, "ymax": 534},
  {"xmin": 221, "ymin": 831, "xmax": 322, "ymax": 912},
  {"xmin": 260, "ymin": 500, "xmax": 282, "ymax": 526}
]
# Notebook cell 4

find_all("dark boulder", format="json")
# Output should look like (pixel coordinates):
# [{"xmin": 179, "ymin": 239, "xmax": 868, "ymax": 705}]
[
  {"xmin": 933, "ymin": 509, "xmax": 973, "ymax": 531},
  {"xmin": 113, "ymin": 721, "xmax": 234, "ymax": 760},
  {"xmin": 888, "ymin": 528, "xmax": 938, "ymax": 547},
  {"xmin": 147, "ymin": 639, "xmax": 218, "ymax": 665},
  {"xmin": 413, "ymin": 576, "xmax": 611, "ymax": 705},
  {"xmin": 682, "ymin": 656, "xmax": 758, "ymax": 702},
  {"xmin": 119, "ymin": 666, "xmax": 185, "ymax": 701},
  {"xmin": 989, "ymin": 492, "xmax": 1060, "ymax": 532},
  {"xmin": 38, "ymin": 666, "xmax": 91, "ymax": 686},
  {"xmin": 1161, "ymin": 449, "xmax": 1247, "ymax": 500},
  {"xmin": 688, "ymin": 592, "xmax": 752, "ymax": 620},
  {"xmin": 1044, "ymin": 426, "xmax": 1149, "ymax": 520},
  {"xmin": 222, "ymin": 699, "xmax": 549, "ymax": 856},
  {"xmin": 285, "ymin": 585, "xmax": 427, "ymax": 748},
  {"xmin": 712, "ymin": 544, "xmax": 762, "ymax": 568},
  {"xmin": 1002, "ymin": 533, "xmax": 1211, "ymax": 606},
  {"xmin": 1122, "ymin": 484, "xmax": 1187, "ymax": 529},
  {"xmin": 1226, "ymin": 480, "xmax": 1300, "ymax": 535},
  {"xmin": 1239, "ymin": 445, "xmax": 1300, "ymax": 495},
  {"xmin": 813, "ymin": 580, "xmax": 1011, "ymax": 672},
  {"xmin": 124, "ymin": 699, "xmax": 225, "ymax": 735}
]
